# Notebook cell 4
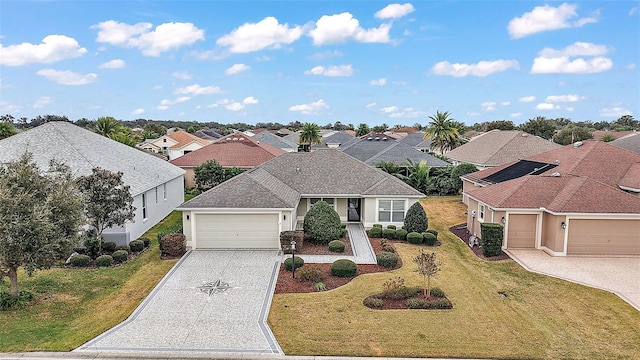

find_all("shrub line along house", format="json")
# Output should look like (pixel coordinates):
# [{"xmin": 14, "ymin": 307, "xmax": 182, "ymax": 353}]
[
  {"xmin": 461, "ymin": 140, "xmax": 640, "ymax": 256},
  {"xmin": 177, "ymin": 150, "xmax": 424, "ymax": 249},
  {"xmin": 0, "ymin": 121, "xmax": 185, "ymax": 244}
]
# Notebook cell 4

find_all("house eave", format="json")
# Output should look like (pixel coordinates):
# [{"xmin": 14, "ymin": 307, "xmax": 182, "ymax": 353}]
[{"xmin": 177, "ymin": 207, "xmax": 295, "ymax": 212}]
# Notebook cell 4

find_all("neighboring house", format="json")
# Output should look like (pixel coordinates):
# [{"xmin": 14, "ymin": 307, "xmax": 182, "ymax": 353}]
[
  {"xmin": 144, "ymin": 130, "xmax": 211, "ymax": 160},
  {"xmin": 398, "ymin": 132, "xmax": 433, "ymax": 153},
  {"xmin": 194, "ymin": 129, "xmax": 224, "ymax": 141},
  {"xmin": 252, "ymin": 130, "xmax": 298, "ymax": 152},
  {"xmin": 592, "ymin": 130, "xmax": 636, "ymax": 142},
  {"xmin": 311, "ymin": 131, "xmax": 357, "ymax": 150},
  {"xmin": 610, "ymin": 132, "xmax": 640, "ymax": 154},
  {"xmin": 177, "ymin": 150, "xmax": 424, "ymax": 249},
  {"xmin": 0, "ymin": 121, "xmax": 185, "ymax": 245},
  {"xmin": 461, "ymin": 140, "xmax": 640, "ymax": 256},
  {"xmin": 169, "ymin": 132, "xmax": 285, "ymax": 188},
  {"xmin": 445, "ymin": 130, "xmax": 562, "ymax": 170}
]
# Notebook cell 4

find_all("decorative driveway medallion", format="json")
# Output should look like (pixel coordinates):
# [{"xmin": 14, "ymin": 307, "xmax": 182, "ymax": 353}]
[{"xmin": 198, "ymin": 279, "xmax": 232, "ymax": 296}]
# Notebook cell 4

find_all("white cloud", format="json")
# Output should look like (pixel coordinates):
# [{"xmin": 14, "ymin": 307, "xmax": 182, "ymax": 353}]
[
  {"xmin": 627, "ymin": 63, "xmax": 637, "ymax": 70},
  {"xmin": 432, "ymin": 59, "xmax": 519, "ymax": 77},
  {"xmin": 216, "ymin": 17, "xmax": 303, "ymax": 53},
  {"xmin": 289, "ymin": 99, "xmax": 329, "ymax": 115},
  {"xmin": 256, "ymin": 55, "xmax": 273, "ymax": 62},
  {"xmin": 0, "ymin": 35, "xmax": 87, "ymax": 66},
  {"xmin": 36, "ymin": 69, "xmax": 97, "ymax": 85},
  {"xmin": 225, "ymin": 63, "xmax": 250, "ymax": 75},
  {"xmin": 565, "ymin": 107, "xmax": 574, "ymax": 112},
  {"xmin": 157, "ymin": 96, "xmax": 190, "ymax": 110},
  {"xmin": 511, "ymin": 112, "xmax": 523, "ymax": 117},
  {"xmin": 243, "ymin": 96, "xmax": 258, "ymax": 105},
  {"xmin": 380, "ymin": 106, "xmax": 399, "ymax": 113},
  {"xmin": 33, "ymin": 96, "xmax": 53, "ymax": 108},
  {"xmin": 630, "ymin": 7, "xmax": 638, "ymax": 16},
  {"xmin": 370, "ymin": 78, "xmax": 387, "ymax": 86},
  {"xmin": 519, "ymin": 96, "xmax": 536, "ymax": 102},
  {"xmin": 92, "ymin": 20, "xmax": 204, "ymax": 56},
  {"xmin": 501, "ymin": 101, "xmax": 511, "ymax": 106},
  {"xmin": 536, "ymin": 103, "xmax": 559, "ymax": 110},
  {"xmin": 304, "ymin": 65, "xmax": 353, "ymax": 77},
  {"xmin": 539, "ymin": 41, "xmax": 609, "ymax": 57},
  {"xmin": 132, "ymin": 108, "xmax": 144, "ymax": 115},
  {"xmin": 308, "ymin": 12, "xmax": 391, "ymax": 45},
  {"xmin": 545, "ymin": 94, "xmax": 583, "ymax": 102},
  {"xmin": 366, "ymin": 102, "xmax": 377, "ymax": 108},
  {"xmin": 389, "ymin": 107, "xmax": 426, "ymax": 118},
  {"xmin": 226, "ymin": 102, "xmax": 244, "ymax": 111},
  {"xmin": 99, "ymin": 59, "xmax": 125, "ymax": 69},
  {"xmin": 599, "ymin": 107, "xmax": 632, "ymax": 118},
  {"xmin": 175, "ymin": 96, "xmax": 190, "ymax": 103},
  {"xmin": 531, "ymin": 56, "xmax": 612, "ymax": 74},
  {"xmin": 172, "ymin": 71, "xmax": 192, "ymax": 80},
  {"xmin": 375, "ymin": 3, "xmax": 415, "ymax": 19},
  {"xmin": 174, "ymin": 84, "xmax": 222, "ymax": 95},
  {"xmin": 508, "ymin": 3, "xmax": 598, "ymax": 39},
  {"xmin": 308, "ymin": 50, "xmax": 343, "ymax": 60},
  {"xmin": 481, "ymin": 102, "xmax": 497, "ymax": 111}
]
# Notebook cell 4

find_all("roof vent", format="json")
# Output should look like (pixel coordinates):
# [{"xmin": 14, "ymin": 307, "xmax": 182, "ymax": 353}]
[
  {"xmin": 551, "ymin": 172, "xmax": 560, "ymax": 177},
  {"xmin": 295, "ymin": 166, "xmax": 300, "ymax": 174},
  {"xmin": 555, "ymin": 159, "xmax": 560, "ymax": 164},
  {"xmin": 382, "ymin": 137, "xmax": 387, "ymax": 141},
  {"xmin": 521, "ymin": 133, "xmax": 528, "ymax": 137},
  {"xmin": 367, "ymin": 137, "xmax": 373, "ymax": 141},
  {"xmin": 573, "ymin": 141, "xmax": 583, "ymax": 148},
  {"xmin": 375, "ymin": 137, "xmax": 380, "ymax": 141},
  {"xmin": 238, "ymin": 138, "xmax": 244, "ymax": 141},
  {"xmin": 232, "ymin": 137, "xmax": 238, "ymax": 141}
]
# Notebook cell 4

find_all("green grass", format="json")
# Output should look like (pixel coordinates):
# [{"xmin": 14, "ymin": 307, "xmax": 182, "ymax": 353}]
[
  {"xmin": 0, "ymin": 211, "xmax": 182, "ymax": 351},
  {"xmin": 268, "ymin": 196, "xmax": 640, "ymax": 359}
]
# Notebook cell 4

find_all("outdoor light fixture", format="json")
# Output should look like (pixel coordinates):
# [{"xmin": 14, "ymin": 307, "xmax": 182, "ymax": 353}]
[
  {"xmin": 561, "ymin": 222, "xmax": 567, "ymax": 229},
  {"xmin": 290, "ymin": 240, "xmax": 297, "ymax": 279},
  {"xmin": 471, "ymin": 210, "xmax": 476, "ymax": 218},
  {"xmin": 501, "ymin": 216, "xmax": 506, "ymax": 224}
]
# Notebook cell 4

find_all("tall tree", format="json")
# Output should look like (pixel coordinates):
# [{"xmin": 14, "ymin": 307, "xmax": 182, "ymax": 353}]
[
  {"xmin": 519, "ymin": 116, "xmax": 557, "ymax": 140},
  {"xmin": 355, "ymin": 123, "xmax": 370, "ymax": 137},
  {"xmin": 481, "ymin": 120, "xmax": 516, "ymax": 131},
  {"xmin": 412, "ymin": 249, "xmax": 441, "ymax": 298},
  {"xmin": 94, "ymin": 116, "xmax": 122, "ymax": 138},
  {"xmin": 0, "ymin": 122, "xmax": 17, "ymax": 140},
  {"xmin": 613, "ymin": 115, "xmax": 638, "ymax": 130},
  {"xmin": 423, "ymin": 111, "xmax": 460, "ymax": 154},
  {"xmin": 143, "ymin": 123, "xmax": 167, "ymax": 137},
  {"xmin": 401, "ymin": 159, "xmax": 432, "ymax": 195},
  {"xmin": 0, "ymin": 153, "xmax": 84, "ymax": 296},
  {"xmin": 298, "ymin": 123, "xmax": 322, "ymax": 152},
  {"xmin": 194, "ymin": 160, "xmax": 244, "ymax": 190},
  {"xmin": 552, "ymin": 125, "xmax": 594, "ymax": 145}
]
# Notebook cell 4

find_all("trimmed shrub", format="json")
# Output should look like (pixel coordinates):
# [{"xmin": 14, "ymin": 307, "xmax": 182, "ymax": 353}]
[
  {"xmin": 406, "ymin": 232, "xmax": 423, "ymax": 244},
  {"xmin": 480, "ymin": 223, "xmax": 504, "ymax": 257},
  {"xmin": 423, "ymin": 232, "xmax": 437, "ymax": 246},
  {"xmin": 159, "ymin": 234, "xmax": 186, "ymax": 257},
  {"xmin": 83, "ymin": 237, "xmax": 101, "ymax": 259},
  {"xmin": 406, "ymin": 298, "xmax": 429, "ymax": 309},
  {"xmin": 395, "ymin": 229, "xmax": 408, "ymax": 241},
  {"xmin": 328, "ymin": 240, "xmax": 345, "ymax": 253},
  {"xmin": 303, "ymin": 200, "xmax": 342, "ymax": 244},
  {"xmin": 112, "ymin": 250, "xmax": 129, "ymax": 263},
  {"xmin": 340, "ymin": 223, "xmax": 347, "ymax": 229},
  {"xmin": 404, "ymin": 202, "xmax": 428, "ymax": 233},
  {"xmin": 0, "ymin": 290, "xmax": 35, "ymax": 310},
  {"xmin": 376, "ymin": 252, "xmax": 399, "ymax": 268},
  {"xmin": 382, "ymin": 228, "xmax": 396, "ymax": 239},
  {"xmin": 297, "ymin": 265, "xmax": 322, "ymax": 282},
  {"xmin": 95, "ymin": 255, "xmax": 113, "ymax": 267},
  {"xmin": 280, "ymin": 230, "xmax": 304, "ymax": 254},
  {"xmin": 129, "ymin": 240, "xmax": 144, "ymax": 252},
  {"xmin": 373, "ymin": 224, "xmax": 383, "ymax": 228},
  {"xmin": 70, "ymin": 254, "xmax": 91, "ymax": 267},
  {"xmin": 138, "ymin": 237, "xmax": 151, "ymax": 248},
  {"xmin": 115, "ymin": 245, "xmax": 131, "ymax": 253},
  {"xmin": 386, "ymin": 225, "xmax": 397, "ymax": 230},
  {"xmin": 363, "ymin": 297, "xmax": 384, "ymax": 308},
  {"xmin": 430, "ymin": 287, "xmax": 445, "ymax": 298},
  {"xmin": 284, "ymin": 256, "xmax": 304, "ymax": 271},
  {"xmin": 341, "ymin": 228, "xmax": 348, "ymax": 238},
  {"xmin": 331, "ymin": 259, "xmax": 357, "ymax": 277},
  {"xmin": 369, "ymin": 226, "xmax": 383, "ymax": 238},
  {"xmin": 382, "ymin": 244, "xmax": 395, "ymax": 253},
  {"xmin": 426, "ymin": 229, "xmax": 439, "ymax": 238},
  {"xmin": 102, "ymin": 241, "xmax": 117, "ymax": 253},
  {"xmin": 315, "ymin": 282, "xmax": 327, "ymax": 291},
  {"xmin": 427, "ymin": 298, "xmax": 453, "ymax": 309},
  {"xmin": 380, "ymin": 238, "xmax": 387, "ymax": 246}
]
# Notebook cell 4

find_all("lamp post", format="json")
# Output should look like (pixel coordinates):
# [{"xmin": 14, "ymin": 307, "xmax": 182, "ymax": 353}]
[{"xmin": 290, "ymin": 240, "xmax": 297, "ymax": 279}]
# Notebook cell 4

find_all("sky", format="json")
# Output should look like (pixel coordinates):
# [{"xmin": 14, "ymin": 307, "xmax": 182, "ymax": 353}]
[{"xmin": 0, "ymin": 1, "xmax": 638, "ymax": 127}]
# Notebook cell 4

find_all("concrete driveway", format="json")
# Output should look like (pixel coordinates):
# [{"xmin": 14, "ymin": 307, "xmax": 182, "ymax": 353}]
[
  {"xmin": 507, "ymin": 249, "xmax": 640, "ymax": 311},
  {"xmin": 75, "ymin": 250, "xmax": 283, "ymax": 356}
]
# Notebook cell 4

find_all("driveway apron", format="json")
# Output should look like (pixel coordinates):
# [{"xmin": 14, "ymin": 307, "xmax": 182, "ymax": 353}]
[{"xmin": 75, "ymin": 250, "xmax": 283, "ymax": 355}]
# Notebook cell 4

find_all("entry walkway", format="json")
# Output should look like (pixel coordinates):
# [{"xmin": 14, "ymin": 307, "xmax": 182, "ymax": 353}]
[{"xmin": 295, "ymin": 224, "xmax": 377, "ymax": 264}]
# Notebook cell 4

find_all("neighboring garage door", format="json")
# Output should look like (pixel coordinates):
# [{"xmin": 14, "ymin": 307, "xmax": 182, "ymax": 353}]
[
  {"xmin": 195, "ymin": 214, "xmax": 280, "ymax": 249},
  {"xmin": 567, "ymin": 219, "xmax": 640, "ymax": 256},
  {"xmin": 507, "ymin": 214, "xmax": 537, "ymax": 248}
]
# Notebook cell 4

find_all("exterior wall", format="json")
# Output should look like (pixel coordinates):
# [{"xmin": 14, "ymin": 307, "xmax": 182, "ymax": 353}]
[
  {"xmin": 465, "ymin": 198, "xmax": 484, "ymax": 237},
  {"xmin": 184, "ymin": 168, "xmax": 195, "ymax": 189},
  {"xmin": 462, "ymin": 179, "xmax": 477, "ymax": 205},
  {"xmin": 362, "ymin": 197, "xmax": 418, "ymax": 229},
  {"xmin": 336, "ymin": 198, "xmax": 348, "ymax": 222},
  {"xmin": 131, "ymin": 176, "xmax": 184, "ymax": 243},
  {"xmin": 541, "ymin": 213, "xmax": 565, "ymax": 254}
]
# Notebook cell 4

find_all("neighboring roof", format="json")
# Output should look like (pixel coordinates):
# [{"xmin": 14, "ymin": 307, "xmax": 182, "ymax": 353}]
[
  {"xmin": 194, "ymin": 129, "xmax": 223, "ymax": 140},
  {"xmin": 179, "ymin": 149, "xmax": 423, "ymax": 209},
  {"xmin": 169, "ymin": 132, "xmax": 285, "ymax": 168},
  {"xmin": 312, "ymin": 131, "xmax": 356, "ymax": 149},
  {"xmin": 283, "ymin": 129, "xmax": 336, "ymax": 145},
  {"xmin": 398, "ymin": 132, "xmax": 433, "ymax": 149},
  {"xmin": 445, "ymin": 130, "xmax": 562, "ymax": 167},
  {"xmin": 610, "ymin": 132, "xmax": 640, "ymax": 154},
  {"xmin": 166, "ymin": 130, "xmax": 210, "ymax": 149},
  {"xmin": 0, "ymin": 121, "xmax": 184, "ymax": 196},
  {"xmin": 592, "ymin": 130, "xmax": 636, "ymax": 141},
  {"xmin": 253, "ymin": 130, "xmax": 297, "ymax": 150},
  {"xmin": 340, "ymin": 136, "xmax": 448, "ymax": 167}
]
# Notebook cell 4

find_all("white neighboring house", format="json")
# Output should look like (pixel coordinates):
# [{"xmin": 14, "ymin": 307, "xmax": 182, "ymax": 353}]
[
  {"xmin": 0, "ymin": 121, "xmax": 185, "ymax": 245},
  {"xmin": 141, "ymin": 130, "xmax": 211, "ymax": 160}
]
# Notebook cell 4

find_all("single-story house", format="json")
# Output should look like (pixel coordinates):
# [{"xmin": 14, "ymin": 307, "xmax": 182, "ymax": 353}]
[
  {"xmin": 461, "ymin": 140, "xmax": 640, "ymax": 256},
  {"xmin": 0, "ymin": 121, "xmax": 185, "ymax": 244},
  {"xmin": 169, "ymin": 132, "xmax": 285, "ymax": 188},
  {"xmin": 610, "ymin": 132, "xmax": 640, "ymax": 154},
  {"xmin": 177, "ymin": 150, "xmax": 424, "ymax": 249},
  {"xmin": 252, "ymin": 130, "xmax": 298, "ymax": 152},
  {"xmin": 311, "ymin": 131, "xmax": 357, "ymax": 150},
  {"xmin": 140, "ymin": 130, "xmax": 211, "ymax": 160}
]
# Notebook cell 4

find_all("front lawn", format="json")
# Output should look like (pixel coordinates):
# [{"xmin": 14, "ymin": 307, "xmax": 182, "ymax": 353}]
[
  {"xmin": 0, "ymin": 211, "xmax": 182, "ymax": 352},
  {"xmin": 268, "ymin": 196, "xmax": 640, "ymax": 359}
]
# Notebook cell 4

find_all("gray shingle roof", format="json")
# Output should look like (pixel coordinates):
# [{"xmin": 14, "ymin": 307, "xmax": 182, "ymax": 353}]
[
  {"xmin": 253, "ymin": 130, "xmax": 297, "ymax": 149},
  {"xmin": 340, "ymin": 136, "xmax": 396, "ymax": 161},
  {"xmin": 340, "ymin": 136, "xmax": 448, "ymax": 167},
  {"xmin": 312, "ymin": 131, "xmax": 356, "ymax": 149},
  {"xmin": 610, "ymin": 132, "xmax": 640, "ymax": 154},
  {"xmin": 0, "ymin": 121, "xmax": 184, "ymax": 196}
]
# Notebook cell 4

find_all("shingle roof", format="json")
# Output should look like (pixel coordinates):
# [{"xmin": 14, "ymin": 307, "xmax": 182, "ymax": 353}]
[
  {"xmin": 340, "ymin": 136, "xmax": 448, "ymax": 167},
  {"xmin": 592, "ymin": 130, "xmax": 635, "ymax": 141},
  {"xmin": 0, "ymin": 121, "xmax": 184, "ymax": 196},
  {"xmin": 445, "ymin": 130, "xmax": 562, "ymax": 167},
  {"xmin": 169, "ymin": 132, "xmax": 285, "ymax": 168},
  {"xmin": 253, "ymin": 130, "xmax": 297, "ymax": 150},
  {"xmin": 610, "ymin": 132, "xmax": 640, "ymax": 154},
  {"xmin": 166, "ymin": 130, "xmax": 210, "ymax": 149},
  {"xmin": 311, "ymin": 131, "xmax": 356, "ymax": 149}
]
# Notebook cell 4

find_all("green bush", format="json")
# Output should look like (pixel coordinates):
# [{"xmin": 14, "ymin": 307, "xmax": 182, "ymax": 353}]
[
  {"xmin": 115, "ymin": 245, "xmax": 131, "ymax": 253},
  {"xmin": 376, "ymin": 252, "xmax": 399, "ymax": 268},
  {"xmin": 70, "ymin": 254, "xmax": 91, "ymax": 267},
  {"xmin": 363, "ymin": 296, "xmax": 384, "ymax": 308},
  {"xmin": 112, "ymin": 250, "xmax": 129, "ymax": 263},
  {"xmin": 406, "ymin": 232, "xmax": 423, "ymax": 244},
  {"xmin": 430, "ymin": 287, "xmax": 445, "ymax": 298},
  {"xmin": 284, "ymin": 256, "xmax": 304, "ymax": 271},
  {"xmin": 340, "ymin": 223, "xmax": 347, "ymax": 229},
  {"xmin": 404, "ymin": 202, "xmax": 428, "ymax": 233},
  {"xmin": 426, "ymin": 229, "xmax": 438, "ymax": 238},
  {"xmin": 83, "ymin": 237, "xmax": 101, "ymax": 259},
  {"xmin": 423, "ymin": 232, "xmax": 437, "ymax": 246},
  {"xmin": 0, "ymin": 290, "xmax": 35, "ymax": 310},
  {"xmin": 395, "ymin": 229, "xmax": 408, "ymax": 240},
  {"xmin": 139, "ymin": 237, "xmax": 151, "ymax": 248},
  {"xmin": 315, "ymin": 282, "xmax": 327, "ymax": 291},
  {"xmin": 95, "ymin": 255, "xmax": 113, "ymax": 267},
  {"xmin": 297, "ymin": 265, "xmax": 323, "ymax": 282},
  {"xmin": 373, "ymin": 224, "xmax": 383, "ymax": 228},
  {"xmin": 341, "ymin": 228, "xmax": 348, "ymax": 237},
  {"xmin": 331, "ymin": 259, "xmax": 357, "ymax": 277},
  {"xmin": 428, "ymin": 298, "xmax": 453, "ymax": 309},
  {"xmin": 102, "ymin": 241, "xmax": 117, "ymax": 253},
  {"xmin": 406, "ymin": 298, "xmax": 429, "ymax": 309},
  {"xmin": 157, "ymin": 222, "xmax": 183, "ymax": 243},
  {"xmin": 382, "ymin": 244, "xmax": 395, "ymax": 253},
  {"xmin": 369, "ymin": 226, "xmax": 383, "ymax": 238},
  {"xmin": 386, "ymin": 225, "xmax": 397, "ymax": 230},
  {"xmin": 382, "ymin": 228, "xmax": 396, "ymax": 239},
  {"xmin": 481, "ymin": 223, "xmax": 504, "ymax": 257},
  {"xmin": 129, "ymin": 240, "xmax": 144, "ymax": 252},
  {"xmin": 159, "ymin": 234, "xmax": 186, "ymax": 257},
  {"xmin": 303, "ymin": 200, "xmax": 342, "ymax": 244},
  {"xmin": 328, "ymin": 240, "xmax": 345, "ymax": 253}
]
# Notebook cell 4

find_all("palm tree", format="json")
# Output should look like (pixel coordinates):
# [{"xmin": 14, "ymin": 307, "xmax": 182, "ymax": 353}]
[
  {"xmin": 355, "ymin": 123, "xmax": 370, "ymax": 137},
  {"xmin": 94, "ymin": 116, "xmax": 121, "ymax": 138},
  {"xmin": 298, "ymin": 123, "xmax": 322, "ymax": 152},
  {"xmin": 0, "ymin": 122, "xmax": 17, "ymax": 140},
  {"xmin": 400, "ymin": 159, "xmax": 432, "ymax": 195},
  {"xmin": 423, "ymin": 111, "xmax": 460, "ymax": 155}
]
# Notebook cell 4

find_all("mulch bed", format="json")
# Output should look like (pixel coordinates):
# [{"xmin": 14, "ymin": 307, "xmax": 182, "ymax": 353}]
[
  {"xmin": 294, "ymin": 233, "xmax": 353, "ymax": 256},
  {"xmin": 449, "ymin": 223, "xmax": 511, "ymax": 261}
]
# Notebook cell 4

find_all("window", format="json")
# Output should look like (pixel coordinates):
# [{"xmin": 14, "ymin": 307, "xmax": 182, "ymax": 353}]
[
  {"xmin": 142, "ymin": 193, "xmax": 147, "ymax": 220},
  {"xmin": 378, "ymin": 200, "xmax": 405, "ymax": 222},
  {"xmin": 163, "ymin": 138, "xmax": 167, "ymax": 143},
  {"xmin": 155, "ymin": 187, "xmax": 158, "ymax": 203},
  {"xmin": 479, "ymin": 204, "xmax": 485, "ymax": 221},
  {"xmin": 163, "ymin": 184, "xmax": 167, "ymax": 200},
  {"xmin": 309, "ymin": 198, "xmax": 335, "ymax": 208}
]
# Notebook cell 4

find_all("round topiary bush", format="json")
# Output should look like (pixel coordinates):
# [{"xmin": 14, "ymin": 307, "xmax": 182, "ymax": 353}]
[
  {"xmin": 331, "ymin": 259, "xmax": 357, "ymax": 277},
  {"xmin": 406, "ymin": 232, "xmax": 423, "ymax": 244},
  {"xmin": 369, "ymin": 226, "xmax": 383, "ymax": 238},
  {"xmin": 129, "ymin": 240, "xmax": 144, "ymax": 252},
  {"xmin": 303, "ymin": 200, "xmax": 342, "ymax": 244},
  {"xmin": 284, "ymin": 256, "xmax": 304, "ymax": 271},
  {"xmin": 363, "ymin": 296, "xmax": 384, "ymax": 308},
  {"xmin": 373, "ymin": 224, "xmax": 383, "ymax": 228},
  {"xmin": 382, "ymin": 228, "xmax": 396, "ymax": 239},
  {"xmin": 426, "ymin": 229, "xmax": 438, "ymax": 238},
  {"xmin": 138, "ymin": 237, "xmax": 151, "ymax": 248},
  {"xmin": 404, "ymin": 202, "xmax": 428, "ymax": 234},
  {"xmin": 328, "ymin": 240, "xmax": 345, "ymax": 253},
  {"xmin": 112, "ymin": 249, "xmax": 128, "ymax": 263},
  {"xmin": 386, "ymin": 225, "xmax": 397, "ymax": 230},
  {"xmin": 376, "ymin": 251, "xmax": 399, "ymax": 268},
  {"xmin": 102, "ymin": 241, "xmax": 117, "ymax": 253},
  {"xmin": 296, "ymin": 265, "xmax": 323, "ymax": 282},
  {"xmin": 95, "ymin": 254, "xmax": 113, "ymax": 267},
  {"xmin": 396, "ymin": 229, "xmax": 408, "ymax": 241},
  {"xmin": 423, "ymin": 232, "xmax": 437, "ymax": 246},
  {"xmin": 115, "ymin": 245, "xmax": 131, "ymax": 253},
  {"xmin": 70, "ymin": 254, "xmax": 91, "ymax": 267}
]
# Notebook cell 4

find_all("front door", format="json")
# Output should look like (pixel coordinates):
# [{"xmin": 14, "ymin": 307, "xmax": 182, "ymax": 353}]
[{"xmin": 348, "ymin": 198, "xmax": 361, "ymax": 222}]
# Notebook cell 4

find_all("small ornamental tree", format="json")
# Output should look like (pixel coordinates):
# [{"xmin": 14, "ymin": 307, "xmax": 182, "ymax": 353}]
[
  {"xmin": 412, "ymin": 249, "xmax": 441, "ymax": 298},
  {"xmin": 404, "ymin": 202, "xmax": 428, "ymax": 234},
  {"xmin": 194, "ymin": 160, "xmax": 244, "ymax": 190},
  {"xmin": 303, "ymin": 200, "xmax": 342, "ymax": 243}
]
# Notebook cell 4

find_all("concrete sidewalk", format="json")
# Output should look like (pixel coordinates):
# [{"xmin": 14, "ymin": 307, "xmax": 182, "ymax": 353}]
[{"xmin": 0, "ymin": 352, "xmax": 470, "ymax": 360}]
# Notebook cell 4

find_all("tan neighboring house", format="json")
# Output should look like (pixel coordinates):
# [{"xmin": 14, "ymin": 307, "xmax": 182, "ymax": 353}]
[
  {"xmin": 461, "ymin": 140, "xmax": 640, "ymax": 257},
  {"xmin": 446, "ymin": 130, "xmax": 562, "ymax": 170},
  {"xmin": 140, "ymin": 130, "xmax": 211, "ymax": 160}
]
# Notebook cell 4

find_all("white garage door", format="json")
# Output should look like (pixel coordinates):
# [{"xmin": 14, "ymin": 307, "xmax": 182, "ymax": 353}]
[{"xmin": 195, "ymin": 214, "xmax": 280, "ymax": 249}]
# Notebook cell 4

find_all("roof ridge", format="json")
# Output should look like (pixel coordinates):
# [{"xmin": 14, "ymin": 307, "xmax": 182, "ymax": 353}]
[
  {"xmin": 364, "ymin": 140, "xmax": 400, "ymax": 163},
  {"xmin": 548, "ymin": 175, "xmax": 587, "ymax": 211},
  {"xmin": 51, "ymin": 122, "xmax": 97, "ymax": 170},
  {"xmin": 485, "ymin": 131, "xmax": 521, "ymax": 164},
  {"xmin": 248, "ymin": 167, "xmax": 300, "ymax": 205}
]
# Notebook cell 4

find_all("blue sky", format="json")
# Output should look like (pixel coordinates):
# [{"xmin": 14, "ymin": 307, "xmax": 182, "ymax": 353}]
[{"xmin": 1, "ymin": 1, "xmax": 638, "ymax": 126}]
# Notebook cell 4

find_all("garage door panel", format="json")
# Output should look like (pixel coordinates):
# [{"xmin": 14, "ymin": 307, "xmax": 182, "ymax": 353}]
[
  {"xmin": 567, "ymin": 219, "xmax": 640, "ymax": 255},
  {"xmin": 195, "ymin": 214, "xmax": 280, "ymax": 249},
  {"xmin": 507, "ymin": 214, "xmax": 537, "ymax": 248}
]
